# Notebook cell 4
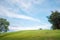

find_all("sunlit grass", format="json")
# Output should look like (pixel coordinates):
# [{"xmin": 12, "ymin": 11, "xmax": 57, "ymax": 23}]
[{"xmin": 0, "ymin": 30, "xmax": 60, "ymax": 40}]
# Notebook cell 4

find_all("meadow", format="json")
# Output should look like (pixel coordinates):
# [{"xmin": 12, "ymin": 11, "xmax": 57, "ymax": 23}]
[{"xmin": 0, "ymin": 30, "xmax": 60, "ymax": 40}]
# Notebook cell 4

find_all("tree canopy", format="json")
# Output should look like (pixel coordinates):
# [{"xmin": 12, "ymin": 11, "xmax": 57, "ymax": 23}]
[
  {"xmin": 0, "ymin": 18, "xmax": 9, "ymax": 32},
  {"xmin": 48, "ymin": 11, "xmax": 60, "ymax": 30}
]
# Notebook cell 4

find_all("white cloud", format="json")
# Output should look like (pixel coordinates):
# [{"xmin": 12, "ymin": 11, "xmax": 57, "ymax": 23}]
[
  {"xmin": 0, "ymin": 6, "xmax": 40, "ymax": 22},
  {"xmin": 0, "ymin": 0, "xmax": 46, "ymax": 16},
  {"xmin": 9, "ymin": 23, "xmax": 51, "ymax": 31},
  {"xmin": 6, "ymin": 0, "xmax": 45, "ymax": 14},
  {"xmin": 0, "ymin": 0, "xmax": 52, "ymax": 31},
  {"xmin": 9, "ymin": 26, "xmax": 37, "ymax": 31}
]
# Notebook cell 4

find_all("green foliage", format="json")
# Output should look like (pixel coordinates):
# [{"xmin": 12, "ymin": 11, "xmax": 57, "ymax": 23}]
[
  {"xmin": 39, "ymin": 28, "xmax": 42, "ymax": 30},
  {"xmin": 0, "ymin": 18, "xmax": 9, "ymax": 32},
  {"xmin": 48, "ymin": 11, "xmax": 60, "ymax": 30},
  {"xmin": 0, "ymin": 30, "xmax": 60, "ymax": 40}
]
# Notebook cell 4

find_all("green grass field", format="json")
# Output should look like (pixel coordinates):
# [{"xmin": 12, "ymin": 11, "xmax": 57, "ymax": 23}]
[{"xmin": 0, "ymin": 30, "xmax": 60, "ymax": 40}]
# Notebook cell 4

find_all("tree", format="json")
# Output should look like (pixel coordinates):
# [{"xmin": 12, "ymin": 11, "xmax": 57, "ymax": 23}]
[
  {"xmin": 48, "ymin": 11, "xmax": 60, "ymax": 30},
  {"xmin": 39, "ymin": 28, "xmax": 42, "ymax": 30},
  {"xmin": 0, "ymin": 18, "xmax": 9, "ymax": 32}
]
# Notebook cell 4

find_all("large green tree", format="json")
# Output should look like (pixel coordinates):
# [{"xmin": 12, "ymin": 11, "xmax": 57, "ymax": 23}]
[
  {"xmin": 0, "ymin": 18, "xmax": 9, "ymax": 32},
  {"xmin": 48, "ymin": 11, "xmax": 60, "ymax": 30}
]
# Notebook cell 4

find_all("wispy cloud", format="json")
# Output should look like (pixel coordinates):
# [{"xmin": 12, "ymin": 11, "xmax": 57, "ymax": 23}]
[
  {"xmin": 5, "ymin": 0, "xmax": 45, "ymax": 14},
  {"xmin": 9, "ymin": 23, "xmax": 51, "ymax": 31},
  {"xmin": 0, "ymin": 6, "xmax": 40, "ymax": 22},
  {"xmin": 9, "ymin": 26, "xmax": 38, "ymax": 31},
  {"xmin": 0, "ymin": 0, "xmax": 54, "ymax": 31}
]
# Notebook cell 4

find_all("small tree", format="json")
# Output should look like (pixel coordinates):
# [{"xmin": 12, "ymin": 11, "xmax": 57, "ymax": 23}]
[
  {"xmin": 48, "ymin": 11, "xmax": 60, "ymax": 30},
  {"xmin": 39, "ymin": 28, "xmax": 42, "ymax": 30},
  {"xmin": 0, "ymin": 18, "xmax": 9, "ymax": 33}
]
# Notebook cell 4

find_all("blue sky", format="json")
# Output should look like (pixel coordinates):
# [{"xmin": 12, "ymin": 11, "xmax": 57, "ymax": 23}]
[{"xmin": 0, "ymin": 0, "xmax": 60, "ymax": 31}]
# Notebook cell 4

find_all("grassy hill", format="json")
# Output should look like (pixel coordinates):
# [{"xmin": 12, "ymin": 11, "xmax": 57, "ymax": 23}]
[{"xmin": 0, "ymin": 30, "xmax": 60, "ymax": 40}]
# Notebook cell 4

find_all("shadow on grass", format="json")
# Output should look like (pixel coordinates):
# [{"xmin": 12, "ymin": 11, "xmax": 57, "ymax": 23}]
[{"xmin": 0, "ymin": 33, "xmax": 11, "ymax": 39}]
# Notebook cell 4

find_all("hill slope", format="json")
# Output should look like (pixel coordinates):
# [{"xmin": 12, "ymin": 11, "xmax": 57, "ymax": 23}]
[{"xmin": 0, "ymin": 30, "xmax": 60, "ymax": 40}]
